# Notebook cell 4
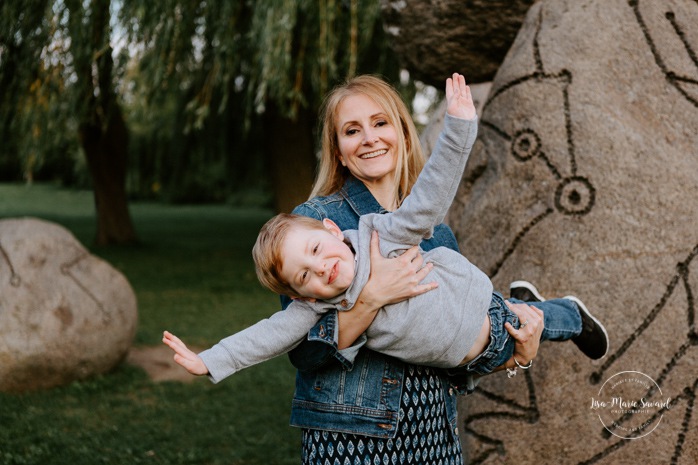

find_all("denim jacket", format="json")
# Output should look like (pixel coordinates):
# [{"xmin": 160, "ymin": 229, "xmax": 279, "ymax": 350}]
[{"xmin": 284, "ymin": 176, "xmax": 474, "ymax": 439}]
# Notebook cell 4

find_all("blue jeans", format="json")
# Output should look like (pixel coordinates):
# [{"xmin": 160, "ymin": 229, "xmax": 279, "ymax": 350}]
[{"xmin": 450, "ymin": 292, "xmax": 583, "ymax": 376}]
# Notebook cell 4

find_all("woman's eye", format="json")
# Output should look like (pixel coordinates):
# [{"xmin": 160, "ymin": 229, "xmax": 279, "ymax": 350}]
[{"xmin": 346, "ymin": 129, "xmax": 358, "ymax": 136}]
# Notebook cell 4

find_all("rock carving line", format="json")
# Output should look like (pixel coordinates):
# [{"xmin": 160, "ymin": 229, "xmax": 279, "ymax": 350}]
[
  {"xmin": 0, "ymin": 241, "xmax": 21, "ymax": 287},
  {"xmin": 630, "ymin": 0, "xmax": 698, "ymax": 108},
  {"xmin": 578, "ymin": 242, "xmax": 698, "ymax": 464},
  {"xmin": 479, "ymin": 7, "xmax": 596, "ymax": 278},
  {"xmin": 463, "ymin": 3, "xmax": 697, "ymax": 464},
  {"xmin": 61, "ymin": 252, "xmax": 112, "ymax": 324}
]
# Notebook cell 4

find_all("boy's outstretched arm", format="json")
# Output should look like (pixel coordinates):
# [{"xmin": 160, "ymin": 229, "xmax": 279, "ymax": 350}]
[
  {"xmin": 370, "ymin": 72, "xmax": 478, "ymax": 251},
  {"xmin": 163, "ymin": 330, "xmax": 209, "ymax": 376}
]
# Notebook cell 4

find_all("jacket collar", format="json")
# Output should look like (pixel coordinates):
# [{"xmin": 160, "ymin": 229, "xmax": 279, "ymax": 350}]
[{"xmin": 340, "ymin": 176, "xmax": 389, "ymax": 217}]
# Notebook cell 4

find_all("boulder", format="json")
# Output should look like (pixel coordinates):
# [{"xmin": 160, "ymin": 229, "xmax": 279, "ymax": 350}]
[
  {"xmin": 0, "ymin": 218, "xmax": 138, "ymax": 392},
  {"xmin": 380, "ymin": 0, "xmax": 536, "ymax": 85},
  {"xmin": 425, "ymin": 0, "xmax": 698, "ymax": 462}
]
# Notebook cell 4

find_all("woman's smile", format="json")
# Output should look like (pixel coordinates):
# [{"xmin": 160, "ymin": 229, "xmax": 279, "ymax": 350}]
[{"xmin": 359, "ymin": 149, "xmax": 388, "ymax": 159}]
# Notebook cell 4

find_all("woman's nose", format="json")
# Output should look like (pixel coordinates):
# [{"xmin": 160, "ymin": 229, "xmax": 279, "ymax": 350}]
[{"xmin": 362, "ymin": 129, "xmax": 378, "ymax": 145}]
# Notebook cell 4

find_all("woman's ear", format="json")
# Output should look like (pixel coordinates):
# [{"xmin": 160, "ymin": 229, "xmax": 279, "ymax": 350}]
[{"xmin": 322, "ymin": 218, "xmax": 344, "ymax": 240}]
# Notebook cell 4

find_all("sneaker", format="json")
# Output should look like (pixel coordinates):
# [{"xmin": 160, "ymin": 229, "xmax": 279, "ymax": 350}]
[
  {"xmin": 510, "ymin": 280, "xmax": 546, "ymax": 302},
  {"xmin": 565, "ymin": 295, "xmax": 609, "ymax": 360}
]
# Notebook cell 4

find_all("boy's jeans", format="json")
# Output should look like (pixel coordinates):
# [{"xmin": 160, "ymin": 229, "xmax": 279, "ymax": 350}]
[{"xmin": 450, "ymin": 292, "xmax": 583, "ymax": 376}]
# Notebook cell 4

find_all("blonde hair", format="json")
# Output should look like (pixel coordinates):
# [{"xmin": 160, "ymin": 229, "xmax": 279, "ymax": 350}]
[
  {"xmin": 252, "ymin": 213, "xmax": 328, "ymax": 297},
  {"xmin": 309, "ymin": 75, "xmax": 426, "ymax": 206}
]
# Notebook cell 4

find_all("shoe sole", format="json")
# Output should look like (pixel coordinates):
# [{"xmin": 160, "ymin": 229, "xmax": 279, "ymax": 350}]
[
  {"xmin": 510, "ymin": 280, "xmax": 546, "ymax": 302},
  {"xmin": 564, "ymin": 295, "xmax": 610, "ymax": 359}
]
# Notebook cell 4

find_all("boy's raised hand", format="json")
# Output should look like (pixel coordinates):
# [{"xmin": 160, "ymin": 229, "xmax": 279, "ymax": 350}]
[
  {"xmin": 445, "ymin": 73, "xmax": 476, "ymax": 120},
  {"xmin": 162, "ymin": 330, "xmax": 209, "ymax": 376}
]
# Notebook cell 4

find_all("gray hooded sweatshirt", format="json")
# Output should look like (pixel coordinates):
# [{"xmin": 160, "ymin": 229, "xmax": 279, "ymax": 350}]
[{"xmin": 199, "ymin": 114, "xmax": 492, "ymax": 383}]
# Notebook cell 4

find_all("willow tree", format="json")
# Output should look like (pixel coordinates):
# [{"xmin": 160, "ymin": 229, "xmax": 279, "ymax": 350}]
[
  {"xmin": 1, "ymin": 0, "xmax": 136, "ymax": 245},
  {"xmin": 0, "ymin": 2, "xmax": 50, "ymax": 181},
  {"xmin": 118, "ymin": 0, "xmax": 402, "ymax": 212},
  {"xmin": 71, "ymin": 0, "xmax": 137, "ymax": 244},
  {"xmin": 1, "ymin": 1, "xmax": 402, "ymax": 242}
]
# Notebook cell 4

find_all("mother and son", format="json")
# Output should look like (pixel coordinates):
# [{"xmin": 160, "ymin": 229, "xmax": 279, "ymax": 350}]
[{"xmin": 164, "ymin": 73, "xmax": 609, "ymax": 464}]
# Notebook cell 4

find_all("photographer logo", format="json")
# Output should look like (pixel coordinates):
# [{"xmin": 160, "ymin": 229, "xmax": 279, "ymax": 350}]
[{"xmin": 590, "ymin": 371, "xmax": 671, "ymax": 439}]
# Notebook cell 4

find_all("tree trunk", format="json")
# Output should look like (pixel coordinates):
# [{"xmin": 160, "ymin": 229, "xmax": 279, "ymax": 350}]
[
  {"xmin": 263, "ymin": 103, "xmax": 317, "ymax": 213},
  {"xmin": 79, "ymin": 103, "xmax": 137, "ymax": 246},
  {"xmin": 75, "ymin": 0, "xmax": 137, "ymax": 246}
]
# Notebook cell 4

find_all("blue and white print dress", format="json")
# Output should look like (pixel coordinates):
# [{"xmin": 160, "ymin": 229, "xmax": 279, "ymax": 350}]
[{"xmin": 301, "ymin": 366, "xmax": 463, "ymax": 465}]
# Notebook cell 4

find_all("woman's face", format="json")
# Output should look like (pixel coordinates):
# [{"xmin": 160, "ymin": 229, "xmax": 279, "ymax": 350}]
[{"xmin": 335, "ymin": 93, "xmax": 399, "ymax": 191}]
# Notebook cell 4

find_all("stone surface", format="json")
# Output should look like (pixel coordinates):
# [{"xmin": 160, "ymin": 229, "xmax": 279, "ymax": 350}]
[
  {"xmin": 424, "ymin": 0, "xmax": 698, "ymax": 463},
  {"xmin": 380, "ymin": 0, "xmax": 536, "ymax": 85},
  {"xmin": 0, "ymin": 218, "xmax": 138, "ymax": 392}
]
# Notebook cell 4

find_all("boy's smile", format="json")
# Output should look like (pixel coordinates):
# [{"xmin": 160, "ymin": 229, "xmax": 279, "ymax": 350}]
[{"xmin": 279, "ymin": 219, "xmax": 356, "ymax": 300}]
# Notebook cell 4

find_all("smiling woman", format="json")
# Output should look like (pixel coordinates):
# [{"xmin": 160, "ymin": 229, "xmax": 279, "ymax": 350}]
[
  {"xmin": 311, "ymin": 75, "xmax": 428, "ymax": 214},
  {"xmin": 283, "ymin": 74, "xmax": 543, "ymax": 465},
  {"xmin": 160, "ymin": 75, "xmax": 544, "ymax": 465},
  {"xmin": 335, "ymin": 93, "xmax": 400, "ymax": 210}
]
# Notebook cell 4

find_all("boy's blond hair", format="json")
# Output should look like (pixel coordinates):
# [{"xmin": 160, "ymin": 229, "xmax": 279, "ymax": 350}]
[{"xmin": 252, "ymin": 213, "xmax": 328, "ymax": 297}]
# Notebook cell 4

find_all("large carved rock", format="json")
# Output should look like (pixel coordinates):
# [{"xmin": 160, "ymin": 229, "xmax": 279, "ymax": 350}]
[
  {"xmin": 0, "ymin": 218, "xmax": 138, "ymax": 392},
  {"xmin": 425, "ymin": 0, "xmax": 698, "ymax": 463},
  {"xmin": 380, "ymin": 0, "xmax": 536, "ymax": 85}
]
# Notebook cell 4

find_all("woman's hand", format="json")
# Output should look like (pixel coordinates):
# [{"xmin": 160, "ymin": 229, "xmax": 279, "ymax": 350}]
[
  {"xmin": 445, "ymin": 73, "xmax": 477, "ymax": 120},
  {"xmin": 362, "ymin": 231, "xmax": 437, "ymax": 308},
  {"xmin": 162, "ymin": 331, "xmax": 209, "ymax": 376},
  {"xmin": 504, "ymin": 301, "xmax": 544, "ymax": 365},
  {"xmin": 336, "ymin": 231, "xmax": 437, "ymax": 349}
]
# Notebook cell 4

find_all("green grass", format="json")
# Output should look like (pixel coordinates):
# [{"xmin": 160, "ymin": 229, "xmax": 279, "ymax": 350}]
[{"xmin": 0, "ymin": 183, "xmax": 300, "ymax": 464}]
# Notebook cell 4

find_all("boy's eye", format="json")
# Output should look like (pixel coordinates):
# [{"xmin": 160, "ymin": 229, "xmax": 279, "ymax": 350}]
[
  {"xmin": 312, "ymin": 244, "xmax": 319, "ymax": 254},
  {"xmin": 301, "ymin": 271, "xmax": 308, "ymax": 281}
]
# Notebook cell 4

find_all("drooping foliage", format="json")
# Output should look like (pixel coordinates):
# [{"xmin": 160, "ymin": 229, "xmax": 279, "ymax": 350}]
[
  {"xmin": 0, "ymin": 1, "xmax": 57, "ymax": 181},
  {"xmin": 0, "ymin": 1, "xmax": 406, "ymax": 235},
  {"xmin": 117, "ymin": 0, "xmax": 404, "ymax": 209}
]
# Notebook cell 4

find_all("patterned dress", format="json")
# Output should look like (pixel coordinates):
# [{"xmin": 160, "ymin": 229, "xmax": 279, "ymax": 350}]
[{"xmin": 301, "ymin": 366, "xmax": 464, "ymax": 465}]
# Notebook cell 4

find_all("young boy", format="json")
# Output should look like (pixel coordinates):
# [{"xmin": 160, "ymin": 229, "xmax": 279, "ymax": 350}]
[{"xmin": 163, "ymin": 74, "xmax": 609, "ymax": 383}]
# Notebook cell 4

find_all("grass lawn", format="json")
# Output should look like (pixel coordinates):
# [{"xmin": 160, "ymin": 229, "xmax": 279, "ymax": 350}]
[{"xmin": 0, "ymin": 183, "xmax": 300, "ymax": 464}]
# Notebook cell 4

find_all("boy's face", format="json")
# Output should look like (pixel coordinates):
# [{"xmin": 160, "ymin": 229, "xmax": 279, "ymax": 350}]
[{"xmin": 279, "ymin": 219, "xmax": 355, "ymax": 300}]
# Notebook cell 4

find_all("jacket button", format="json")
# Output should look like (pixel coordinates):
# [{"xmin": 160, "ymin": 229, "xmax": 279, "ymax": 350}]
[{"xmin": 340, "ymin": 299, "xmax": 349, "ymax": 308}]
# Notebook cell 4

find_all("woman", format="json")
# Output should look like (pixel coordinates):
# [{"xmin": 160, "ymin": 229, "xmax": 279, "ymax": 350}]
[{"xmin": 283, "ymin": 74, "xmax": 543, "ymax": 464}]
